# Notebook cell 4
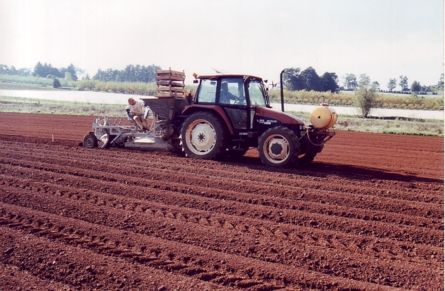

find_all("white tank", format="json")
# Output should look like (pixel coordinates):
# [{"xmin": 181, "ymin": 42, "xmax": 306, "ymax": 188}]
[{"xmin": 309, "ymin": 103, "xmax": 338, "ymax": 129}]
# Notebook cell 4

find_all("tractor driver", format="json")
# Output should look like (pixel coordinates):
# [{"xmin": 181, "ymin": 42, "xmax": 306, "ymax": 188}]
[
  {"xmin": 126, "ymin": 97, "xmax": 149, "ymax": 131},
  {"xmin": 220, "ymin": 82, "xmax": 238, "ymax": 104}
]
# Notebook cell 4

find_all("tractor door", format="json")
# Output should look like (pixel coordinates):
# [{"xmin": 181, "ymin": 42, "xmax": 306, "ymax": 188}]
[{"xmin": 218, "ymin": 77, "xmax": 249, "ymax": 130}]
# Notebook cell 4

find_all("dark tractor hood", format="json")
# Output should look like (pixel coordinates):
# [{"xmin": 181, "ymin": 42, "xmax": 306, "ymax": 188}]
[{"xmin": 255, "ymin": 106, "xmax": 305, "ymax": 125}]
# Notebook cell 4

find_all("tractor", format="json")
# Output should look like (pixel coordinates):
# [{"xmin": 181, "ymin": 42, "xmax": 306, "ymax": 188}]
[{"xmin": 83, "ymin": 70, "xmax": 337, "ymax": 167}]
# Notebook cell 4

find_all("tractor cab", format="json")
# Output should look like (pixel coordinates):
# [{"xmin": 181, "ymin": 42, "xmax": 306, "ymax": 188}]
[
  {"xmin": 192, "ymin": 74, "xmax": 274, "ymax": 132},
  {"xmin": 194, "ymin": 74, "xmax": 269, "ymax": 108}
]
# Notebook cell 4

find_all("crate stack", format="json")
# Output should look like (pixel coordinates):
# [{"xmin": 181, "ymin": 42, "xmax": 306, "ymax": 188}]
[{"xmin": 155, "ymin": 69, "xmax": 186, "ymax": 98}]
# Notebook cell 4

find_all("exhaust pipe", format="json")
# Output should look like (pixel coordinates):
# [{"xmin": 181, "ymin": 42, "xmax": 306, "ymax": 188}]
[{"xmin": 280, "ymin": 69, "xmax": 285, "ymax": 112}]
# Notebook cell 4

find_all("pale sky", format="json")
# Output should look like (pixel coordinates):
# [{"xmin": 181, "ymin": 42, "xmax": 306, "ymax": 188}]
[{"xmin": 1, "ymin": 0, "xmax": 443, "ymax": 87}]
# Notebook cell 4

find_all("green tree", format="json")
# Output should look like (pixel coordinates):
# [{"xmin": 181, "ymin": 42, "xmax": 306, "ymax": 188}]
[
  {"xmin": 9, "ymin": 66, "xmax": 17, "ymax": 75},
  {"xmin": 33, "ymin": 62, "xmax": 63, "ymax": 78},
  {"xmin": 53, "ymin": 78, "xmax": 61, "ymax": 88},
  {"xmin": 283, "ymin": 67, "xmax": 302, "ymax": 91},
  {"xmin": 411, "ymin": 81, "xmax": 421, "ymax": 92},
  {"xmin": 33, "ymin": 62, "xmax": 44, "ymax": 77},
  {"xmin": 299, "ymin": 67, "xmax": 322, "ymax": 91},
  {"xmin": 399, "ymin": 75, "xmax": 408, "ymax": 91},
  {"xmin": 358, "ymin": 74, "xmax": 371, "ymax": 87},
  {"xmin": 355, "ymin": 85, "xmax": 377, "ymax": 118},
  {"xmin": 17, "ymin": 68, "xmax": 31, "ymax": 76},
  {"xmin": 387, "ymin": 78, "xmax": 397, "ymax": 91},
  {"xmin": 66, "ymin": 64, "xmax": 78, "ymax": 81},
  {"xmin": 437, "ymin": 73, "xmax": 444, "ymax": 91},
  {"xmin": 343, "ymin": 73, "xmax": 358, "ymax": 90},
  {"xmin": 320, "ymin": 72, "xmax": 339, "ymax": 92},
  {"xmin": 0, "ymin": 64, "xmax": 8, "ymax": 74},
  {"xmin": 371, "ymin": 81, "xmax": 380, "ymax": 90}
]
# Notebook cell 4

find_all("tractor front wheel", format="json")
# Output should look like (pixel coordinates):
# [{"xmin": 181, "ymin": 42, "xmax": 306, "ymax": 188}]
[
  {"xmin": 258, "ymin": 126, "xmax": 300, "ymax": 167},
  {"xmin": 299, "ymin": 144, "xmax": 324, "ymax": 164},
  {"xmin": 181, "ymin": 112, "xmax": 228, "ymax": 160}
]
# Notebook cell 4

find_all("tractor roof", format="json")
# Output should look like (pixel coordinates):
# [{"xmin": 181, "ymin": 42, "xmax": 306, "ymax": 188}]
[{"xmin": 196, "ymin": 74, "xmax": 263, "ymax": 80}]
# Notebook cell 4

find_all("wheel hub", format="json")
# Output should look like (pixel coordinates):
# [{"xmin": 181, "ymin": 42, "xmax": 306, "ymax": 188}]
[
  {"xmin": 270, "ymin": 142, "xmax": 283, "ymax": 155},
  {"xmin": 266, "ymin": 137, "xmax": 289, "ymax": 160},
  {"xmin": 188, "ymin": 122, "xmax": 216, "ymax": 153}
]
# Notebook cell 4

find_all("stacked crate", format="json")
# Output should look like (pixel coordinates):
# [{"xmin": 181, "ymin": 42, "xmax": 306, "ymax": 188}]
[{"xmin": 156, "ymin": 69, "xmax": 186, "ymax": 98}]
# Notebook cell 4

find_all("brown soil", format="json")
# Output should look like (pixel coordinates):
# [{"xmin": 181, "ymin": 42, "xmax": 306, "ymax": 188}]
[{"xmin": 0, "ymin": 112, "xmax": 443, "ymax": 290}]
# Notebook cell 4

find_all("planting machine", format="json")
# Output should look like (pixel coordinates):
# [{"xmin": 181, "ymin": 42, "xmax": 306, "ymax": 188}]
[{"xmin": 83, "ymin": 69, "xmax": 337, "ymax": 167}]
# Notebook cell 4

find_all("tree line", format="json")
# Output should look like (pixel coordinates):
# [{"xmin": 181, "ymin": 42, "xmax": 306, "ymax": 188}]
[
  {"xmin": 0, "ymin": 62, "xmax": 80, "ymax": 81},
  {"xmin": 283, "ymin": 67, "xmax": 443, "ymax": 94},
  {"xmin": 92, "ymin": 64, "xmax": 161, "ymax": 83},
  {"xmin": 342, "ymin": 73, "xmax": 443, "ymax": 94},
  {"xmin": 0, "ymin": 63, "xmax": 161, "ymax": 84},
  {"xmin": 1, "ymin": 62, "xmax": 443, "ymax": 94},
  {"xmin": 283, "ymin": 67, "xmax": 339, "ymax": 93}
]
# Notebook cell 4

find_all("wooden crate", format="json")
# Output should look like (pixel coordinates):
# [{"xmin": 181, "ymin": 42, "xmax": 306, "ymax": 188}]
[{"xmin": 156, "ymin": 68, "xmax": 186, "ymax": 98}]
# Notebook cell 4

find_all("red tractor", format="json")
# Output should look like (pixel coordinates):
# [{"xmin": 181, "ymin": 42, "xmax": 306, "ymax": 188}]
[{"xmin": 84, "ymin": 71, "xmax": 337, "ymax": 167}]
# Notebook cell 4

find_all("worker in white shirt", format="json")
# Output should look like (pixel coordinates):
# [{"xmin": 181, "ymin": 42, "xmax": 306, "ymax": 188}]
[{"xmin": 126, "ymin": 97, "xmax": 149, "ymax": 131}]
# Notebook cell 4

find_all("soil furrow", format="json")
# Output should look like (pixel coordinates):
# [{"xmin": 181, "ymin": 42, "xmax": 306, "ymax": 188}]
[
  {"xmin": 1, "ymin": 142, "xmax": 443, "ymax": 205},
  {"xmin": 1, "ymin": 160, "xmax": 442, "ymax": 232},
  {"xmin": 2, "ymin": 174, "xmax": 442, "ymax": 266},
  {"xmin": 0, "ymin": 205, "xmax": 401, "ymax": 291},
  {"xmin": 1, "ymin": 151, "xmax": 442, "ymax": 221},
  {"xmin": 0, "ymin": 226, "xmax": 236, "ymax": 290},
  {"xmin": 0, "ymin": 199, "xmax": 439, "ymax": 290},
  {"xmin": 1, "ymin": 162, "xmax": 443, "ymax": 248}
]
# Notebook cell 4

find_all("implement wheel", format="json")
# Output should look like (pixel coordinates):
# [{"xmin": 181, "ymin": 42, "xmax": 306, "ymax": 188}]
[
  {"xmin": 83, "ymin": 133, "xmax": 98, "ymax": 148},
  {"xmin": 258, "ymin": 126, "xmax": 300, "ymax": 167}
]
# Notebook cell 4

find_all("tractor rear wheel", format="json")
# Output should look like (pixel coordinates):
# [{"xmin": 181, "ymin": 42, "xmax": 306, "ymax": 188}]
[
  {"xmin": 258, "ymin": 126, "xmax": 300, "ymax": 167},
  {"xmin": 83, "ymin": 133, "xmax": 98, "ymax": 148},
  {"xmin": 181, "ymin": 112, "xmax": 228, "ymax": 160}
]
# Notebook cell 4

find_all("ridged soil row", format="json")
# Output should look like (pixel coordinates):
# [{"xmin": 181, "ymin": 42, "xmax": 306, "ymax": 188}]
[
  {"xmin": 0, "ymin": 226, "xmax": 234, "ymax": 291},
  {"xmin": 1, "ymin": 157, "xmax": 443, "ymax": 248},
  {"xmin": 323, "ymin": 148, "xmax": 443, "ymax": 181},
  {"xmin": 1, "ymin": 148, "xmax": 443, "ymax": 222},
  {"xmin": 1, "ymin": 186, "xmax": 441, "ymax": 290},
  {"xmin": 2, "ymin": 139, "xmax": 442, "ymax": 203},
  {"xmin": 1, "ymin": 174, "xmax": 443, "ymax": 267},
  {"xmin": 2, "ymin": 139, "xmax": 443, "ymax": 202},
  {"xmin": 331, "ymin": 131, "xmax": 443, "ymax": 150},
  {"xmin": 2, "ymin": 138, "xmax": 444, "ymax": 213},
  {"xmin": 0, "ymin": 262, "xmax": 72, "ymax": 291}
]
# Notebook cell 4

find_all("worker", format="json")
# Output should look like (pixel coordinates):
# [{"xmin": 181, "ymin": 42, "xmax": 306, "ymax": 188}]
[
  {"xmin": 126, "ymin": 97, "xmax": 149, "ymax": 131},
  {"xmin": 220, "ymin": 82, "xmax": 238, "ymax": 103}
]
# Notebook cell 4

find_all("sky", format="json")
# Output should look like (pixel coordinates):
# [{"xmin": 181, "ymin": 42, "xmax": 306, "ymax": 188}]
[{"xmin": 1, "ymin": 0, "xmax": 443, "ymax": 87}]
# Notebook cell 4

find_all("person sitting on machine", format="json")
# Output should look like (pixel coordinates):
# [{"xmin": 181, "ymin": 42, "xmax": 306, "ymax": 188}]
[{"xmin": 126, "ymin": 97, "xmax": 149, "ymax": 131}]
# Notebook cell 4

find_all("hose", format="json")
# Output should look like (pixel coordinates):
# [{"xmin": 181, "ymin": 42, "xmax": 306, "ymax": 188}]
[{"xmin": 305, "ymin": 129, "xmax": 334, "ymax": 147}]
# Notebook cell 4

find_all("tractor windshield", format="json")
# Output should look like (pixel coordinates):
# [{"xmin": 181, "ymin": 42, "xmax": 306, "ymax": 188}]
[{"xmin": 248, "ymin": 79, "xmax": 267, "ymax": 107}]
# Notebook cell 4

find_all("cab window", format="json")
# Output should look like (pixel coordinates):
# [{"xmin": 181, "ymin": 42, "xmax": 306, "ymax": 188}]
[
  {"xmin": 219, "ymin": 78, "xmax": 246, "ymax": 105},
  {"xmin": 248, "ymin": 80, "xmax": 266, "ymax": 107},
  {"xmin": 197, "ymin": 79, "xmax": 216, "ymax": 103}
]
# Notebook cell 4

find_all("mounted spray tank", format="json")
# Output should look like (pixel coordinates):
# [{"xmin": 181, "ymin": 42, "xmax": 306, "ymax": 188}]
[{"xmin": 310, "ymin": 103, "xmax": 338, "ymax": 130}]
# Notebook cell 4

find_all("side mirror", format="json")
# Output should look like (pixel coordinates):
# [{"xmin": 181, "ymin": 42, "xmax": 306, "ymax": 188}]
[{"xmin": 193, "ymin": 80, "xmax": 198, "ymax": 84}]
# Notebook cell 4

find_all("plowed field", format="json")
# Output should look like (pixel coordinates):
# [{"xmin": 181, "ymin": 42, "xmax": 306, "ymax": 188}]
[{"xmin": 0, "ymin": 112, "xmax": 443, "ymax": 291}]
